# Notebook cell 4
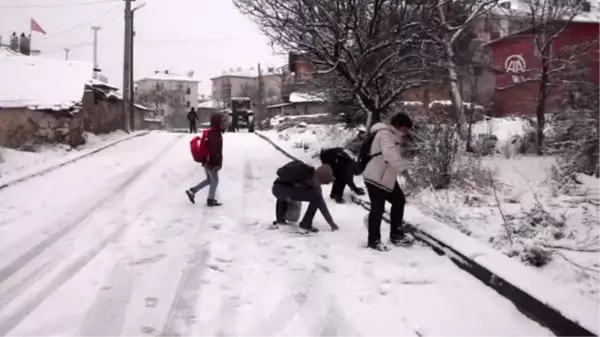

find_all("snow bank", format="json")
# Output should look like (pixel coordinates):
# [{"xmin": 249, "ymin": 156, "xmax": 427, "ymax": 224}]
[
  {"xmin": 0, "ymin": 131, "xmax": 148, "ymax": 186},
  {"xmin": 0, "ymin": 47, "xmax": 92, "ymax": 110},
  {"xmin": 472, "ymin": 116, "xmax": 533, "ymax": 144}
]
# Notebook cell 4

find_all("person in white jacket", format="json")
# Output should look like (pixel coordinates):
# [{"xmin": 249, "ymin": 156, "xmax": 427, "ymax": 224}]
[{"xmin": 362, "ymin": 112, "xmax": 416, "ymax": 251}]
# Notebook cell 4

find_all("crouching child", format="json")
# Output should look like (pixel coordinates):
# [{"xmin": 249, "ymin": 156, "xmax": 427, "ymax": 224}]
[{"xmin": 272, "ymin": 160, "xmax": 339, "ymax": 233}]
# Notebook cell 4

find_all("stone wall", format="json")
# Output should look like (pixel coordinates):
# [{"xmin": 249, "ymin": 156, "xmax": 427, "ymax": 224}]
[
  {"xmin": 81, "ymin": 90, "xmax": 123, "ymax": 134},
  {"xmin": 0, "ymin": 108, "xmax": 85, "ymax": 149}
]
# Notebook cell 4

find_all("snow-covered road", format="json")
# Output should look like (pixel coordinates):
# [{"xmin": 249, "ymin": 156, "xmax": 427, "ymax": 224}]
[{"xmin": 0, "ymin": 132, "xmax": 552, "ymax": 336}]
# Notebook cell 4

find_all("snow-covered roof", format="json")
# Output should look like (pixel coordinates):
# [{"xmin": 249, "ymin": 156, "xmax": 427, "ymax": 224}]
[
  {"xmin": 198, "ymin": 99, "xmax": 216, "ymax": 109},
  {"xmin": 492, "ymin": 0, "xmax": 600, "ymax": 23},
  {"xmin": 87, "ymin": 77, "xmax": 118, "ymax": 91},
  {"xmin": 289, "ymin": 92, "xmax": 326, "ymax": 103},
  {"xmin": 0, "ymin": 47, "xmax": 92, "ymax": 110},
  {"xmin": 210, "ymin": 65, "xmax": 281, "ymax": 79},
  {"xmin": 137, "ymin": 71, "xmax": 198, "ymax": 82}
]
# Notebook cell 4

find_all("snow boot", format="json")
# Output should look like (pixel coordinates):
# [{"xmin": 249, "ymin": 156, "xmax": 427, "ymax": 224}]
[
  {"xmin": 185, "ymin": 190, "xmax": 195, "ymax": 204},
  {"xmin": 368, "ymin": 241, "xmax": 390, "ymax": 251},
  {"xmin": 330, "ymin": 195, "xmax": 345, "ymax": 204},
  {"xmin": 390, "ymin": 236, "xmax": 415, "ymax": 247},
  {"xmin": 207, "ymin": 198, "xmax": 222, "ymax": 207},
  {"xmin": 299, "ymin": 223, "xmax": 319, "ymax": 234}
]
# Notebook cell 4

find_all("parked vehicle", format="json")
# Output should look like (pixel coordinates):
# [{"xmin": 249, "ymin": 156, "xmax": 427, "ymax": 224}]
[{"xmin": 227, "ymin": 97, "xmax": 255, "ymax": 133}]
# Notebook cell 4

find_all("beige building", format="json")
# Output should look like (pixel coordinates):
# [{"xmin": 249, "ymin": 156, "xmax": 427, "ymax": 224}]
[
  {"xmin": 210, "ymin": 66, "xmax": 283, "ymax": 108},
  {"xmin": 135, "ymin": 70, "xmax": 199, "ymax": 127}
]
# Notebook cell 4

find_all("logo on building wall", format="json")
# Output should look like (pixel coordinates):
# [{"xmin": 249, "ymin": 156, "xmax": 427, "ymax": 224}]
[{"xmin": 504, "ymin": 54, "xmax": 526, "ymax": 83}]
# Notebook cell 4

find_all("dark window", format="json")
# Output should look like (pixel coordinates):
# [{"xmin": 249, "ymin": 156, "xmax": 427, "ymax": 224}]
[
  {"xmin": 186, "ymin": 87, "xmax": 191, "ymax": 95},
  {"xmin": 186, "ymin": 101, "xmax": 191, "ymax": 107},
  {"xmin": 582, "ymin": 1, "xmax": 591, "ymax": 12}
]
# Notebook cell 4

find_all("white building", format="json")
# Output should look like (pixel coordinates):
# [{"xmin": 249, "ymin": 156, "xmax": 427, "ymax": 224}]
[
  {"xmin": 210, "ymin": 66, "xmax": 283, "ymax": 108},
  {"xmin": 135, "ymin": 70, "xmax": 199, "ymax": 122}
]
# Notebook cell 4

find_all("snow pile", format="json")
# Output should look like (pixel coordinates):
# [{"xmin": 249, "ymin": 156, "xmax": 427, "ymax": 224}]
[
  {"xmin": 0, "ymin": 47, "xmax": 93, "ymax": 110},
  {"xmin": 0, "ymin": 130, "xmax": 136, "ymax": 180},
  {"xmin": 289, "ymin": 92, "xmax": 326, "ymax": 103},
  {"xmin": 472, "ymin": 116, "xmax": 532, "ymax": 143},
  {"xmin": 261, "ymin": 116, "xmax": 600, "ymax": 305}
]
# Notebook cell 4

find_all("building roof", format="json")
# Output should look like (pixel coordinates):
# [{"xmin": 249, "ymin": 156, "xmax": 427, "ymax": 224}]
[
  {"xmin": 0, "ymin": 46, "xmax": 92, "ymax": 110},
  {"xmin": 289, "ymin": 92, "xmax": 326, "ymax": 103},
  {"xmin": 198, "ymin": 99, "xmax": 215, "ymax": 109},
  {"xmin": 210, "ymin": 65, "xmax": 282, "ymax": 80},
  {"xmin": 136, "ymin": 70, "xmax": 199, "ymax": 83}
]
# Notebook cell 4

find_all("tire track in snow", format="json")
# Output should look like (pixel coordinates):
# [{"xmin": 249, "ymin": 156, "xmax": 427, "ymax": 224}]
[
  {"xmin": 0, "ymin": 136, "xmax": 183, "ymax": 336},
  {"xmin": 78, "ymin": 262, "xmax": 134, "ymax": 336},
  {"xmin": 0, "ymin": 135, "xmax": 182, "ymax": 285},
  {"xmin": 159, "ymin": 244, "xmax": 210, "ymax": 337}
]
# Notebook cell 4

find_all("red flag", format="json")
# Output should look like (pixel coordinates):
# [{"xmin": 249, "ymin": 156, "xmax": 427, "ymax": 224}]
[{"xmin": 30, "ymin": 18, "xmax": 46, "ymax": 35}]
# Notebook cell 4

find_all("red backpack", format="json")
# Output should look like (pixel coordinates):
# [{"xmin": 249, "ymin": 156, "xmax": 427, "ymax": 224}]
[{"xmin": 190, "ymin": 129, "xmax": 210, "ymax": 163}]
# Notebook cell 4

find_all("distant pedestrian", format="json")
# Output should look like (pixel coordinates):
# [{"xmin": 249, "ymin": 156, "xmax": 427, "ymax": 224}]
[
  {"xmin": 319, "ymin": 147, "xmax": 365, "ymax": 203},
  {"xmin": 187, "ymin": 107, "xmax": 198, "ymax": 133},
  {"xmin": 360, "ymin": 112, "xmax": 417, "ymax": 251},
  {"xmin": 272, "ymin": 160, "xmax": 339, "ymax": 233},
  {"xmin": 185, "ymin": 113, "xmax": 223, "ymax": 207}
]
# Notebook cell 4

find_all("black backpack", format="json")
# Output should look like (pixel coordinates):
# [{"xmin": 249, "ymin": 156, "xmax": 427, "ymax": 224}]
[
  {"xmin": 357, "ymin": 132, "xmax": 382, "ymax": 174},
  {"xmin": 276, "ymin": 160, "xmax": 315, "ymax": 184}
]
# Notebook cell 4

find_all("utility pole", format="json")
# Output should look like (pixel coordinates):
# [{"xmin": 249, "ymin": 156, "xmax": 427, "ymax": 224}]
[
  {"xmin": 91, "ymin": 26, "xmax": 101, "ymax": 79},
  {"xmin": 63, "ymin": 48, "xmax": 70, "ymax": 61},
  {"xmin": 256, "ymin": 63, "xmax": 265, "ymax": 128},
  {"xmin": 122, "ymin": 0, "xmax": 132, "ymax": 133},
  {"xmin": 129, "ymin": 3, "xmax": 145, "ymax": 132}
]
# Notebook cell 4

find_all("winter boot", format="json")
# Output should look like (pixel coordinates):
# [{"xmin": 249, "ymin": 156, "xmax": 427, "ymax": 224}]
[
  {"xmin": 185, "ymin": 190, "xmax": 195, "ymax": 204},
  {"xmin": 330, "ymin": 195, "xmax": 345, "ymax": 204},
  {"xmin": 207, "ymin": 198, "xmax": 222, "ymax": 207},
  {"xmin": 299, "ymin": 223, "xmax": 319, "ymax": 233},
  {"xmin": 390, "ymin": 236, "xmax": 414, "ymax": 247},
  {"xmin": 368, "ymin": 241, "xmax": 390, "ymax": 251}
]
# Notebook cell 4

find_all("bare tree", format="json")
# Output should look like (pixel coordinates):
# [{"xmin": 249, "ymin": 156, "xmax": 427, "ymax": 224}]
[
  {"xmin": 136, "ymin": 86, "xmax": 186, "ymax": 125},
  {"xmin": 234, "ymin": 0, "xmax": 443, "ymax": 131},
  {"xmin": 434, "ymin": 0, "xmax": 499, "ymax": 135}
]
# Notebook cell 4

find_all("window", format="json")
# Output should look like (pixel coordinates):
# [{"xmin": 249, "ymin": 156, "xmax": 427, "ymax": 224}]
[
  {"xmin": 186, "ymin": 101, "xmax": 191, "ymax": 107},
  {"xmin": 186, "ymin": 87, "xmax": 191, "ymax": 95},
  {"xmin": 582, "ymin": 1, "xmax": 591, "ymax": 12},
  {"xmin": 499, "ymin": 1, "xmax": 511, "ymax": 9},
  {"xmin": 177, "ymin": 83, "xmax": 183, "ymax": 89}
]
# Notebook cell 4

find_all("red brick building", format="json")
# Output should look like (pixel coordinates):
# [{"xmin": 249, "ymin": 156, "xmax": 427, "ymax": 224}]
[{"xmin": 485, "ymin": 20, "xmax": 599, "ymax": 116}]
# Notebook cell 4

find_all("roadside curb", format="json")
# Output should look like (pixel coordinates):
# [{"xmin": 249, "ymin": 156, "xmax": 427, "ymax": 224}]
[
  {"xmin": 0, "ymin": 131, "xmax": 151, "ymax": 191},
  {"xmin": 255, "ymin": 131, "xmax": 597, "ymax": 337}
]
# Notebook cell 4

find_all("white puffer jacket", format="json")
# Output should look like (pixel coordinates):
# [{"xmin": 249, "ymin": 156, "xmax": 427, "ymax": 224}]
[{"xmin": 362, "ymin": 122, "xmax": 407, "ymax": 192}]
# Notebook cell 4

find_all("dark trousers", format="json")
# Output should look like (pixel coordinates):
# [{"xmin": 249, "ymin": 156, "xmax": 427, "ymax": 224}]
[
  {"xmin": 365, "ymin": 182, "xmax": 406, "ymax": 245},
  {"xmin": 272, "ymin": 183, "xmax": 322, "ymax": 225},
  {"xmin": 330, "ymin": 176, "xmax": 346, "ymax": 198},
  {"xmin": 189, "ymin": 122, "xmax": 197, "ymax": 133},
  {"xmin": 330, "ymin": 165, "xmax": 356, "ymax": 198}
]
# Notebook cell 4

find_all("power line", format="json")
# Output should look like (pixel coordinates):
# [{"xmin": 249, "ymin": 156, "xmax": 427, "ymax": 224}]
[
  {"xmin": 0, "ymin": 0, "xmax": 119, "ymax": 9},
  {"xmin": 41, "ymin": 4, "xmax": 121, "ymax": 41}
]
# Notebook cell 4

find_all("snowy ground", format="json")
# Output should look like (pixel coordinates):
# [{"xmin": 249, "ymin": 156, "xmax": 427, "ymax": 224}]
[
  {"xmin": 0, "ymin": 131, "xmax": 553, "ymax": 335},
  {"xmin": 0, "ymin": 130, "xmax": 145, "ymax": 182},
  {"xmin": 259, "ymin": 119, "xmax": 600, "ymax": 304}
]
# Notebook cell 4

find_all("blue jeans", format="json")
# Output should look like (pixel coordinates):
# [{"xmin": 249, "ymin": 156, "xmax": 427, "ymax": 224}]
[{"xmin": 190, "ymin": 167, "xmax": 219, "ymax": 199}]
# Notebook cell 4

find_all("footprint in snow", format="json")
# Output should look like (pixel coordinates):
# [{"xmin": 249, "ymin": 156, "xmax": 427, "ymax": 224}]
[{"xmin": 145, "ymin": 297, "xmax": 158, "ymax": 307}]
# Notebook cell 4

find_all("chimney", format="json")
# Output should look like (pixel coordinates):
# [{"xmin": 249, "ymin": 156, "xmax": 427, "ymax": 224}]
[
  {"xmin": 9, "ymin": 32, "xmax": 18, "ymax": 52},
  {"xmin": 19, "ymin": 33, "xmax": 31, "ymax": 56},
  {"xmin": 165, "ymin": 70, "xmax": 169, "ymax": 74}
]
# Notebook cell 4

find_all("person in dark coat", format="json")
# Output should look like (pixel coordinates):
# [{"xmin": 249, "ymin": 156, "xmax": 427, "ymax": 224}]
[
  {"xmin": 185, "ymin": 113, "xmax": 223, "ymax": 207},
  {"xmin": 187, "ymin": 107, "xmax": 198, "ymax": 133},
  {"xmin": 272, "ymin": 160, "xmax": 339, "ymax": 233},
  {"xmin": 319, "ymin": 147, "xmax": 365, "ymax": 203}
]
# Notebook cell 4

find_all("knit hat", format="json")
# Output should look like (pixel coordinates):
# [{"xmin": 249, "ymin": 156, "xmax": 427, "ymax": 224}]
[{"xmin": 315, "ymin": 164, "xmax": 334, "ymax": 184}]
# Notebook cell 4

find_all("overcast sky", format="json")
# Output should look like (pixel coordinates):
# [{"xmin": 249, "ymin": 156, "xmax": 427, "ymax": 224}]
[{"xmin": 0, "ymin": 0, "xmax": 285, "ymax": 95}]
